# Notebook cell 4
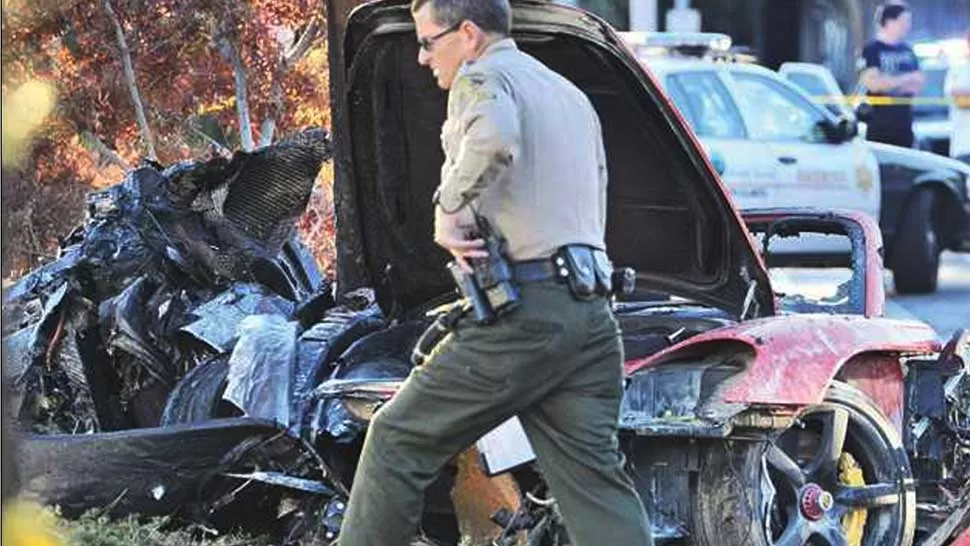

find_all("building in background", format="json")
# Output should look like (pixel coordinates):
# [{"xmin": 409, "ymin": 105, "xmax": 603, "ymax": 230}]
[{"xmin": 561, "ymin": 0, "xmax": 969, "ymax": 90}]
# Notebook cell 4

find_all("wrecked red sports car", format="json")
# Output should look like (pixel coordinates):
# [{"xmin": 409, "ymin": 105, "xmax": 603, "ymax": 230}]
[{"xmin": 4, "ymin": 1, "xmax": 968, "ymax": 545}]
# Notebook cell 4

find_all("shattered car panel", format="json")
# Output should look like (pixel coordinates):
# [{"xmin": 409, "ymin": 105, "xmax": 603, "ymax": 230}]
[
  {"xmin": 179, "ymin": 283, "xmax": 296, "ymax": 353},
  {"xmin": 223, "ymin": 315, "xmax": 300, "ymax": 427},
  {"xmin": 15, "ymin": 418, "xmax": 321, "ymax": 517}
]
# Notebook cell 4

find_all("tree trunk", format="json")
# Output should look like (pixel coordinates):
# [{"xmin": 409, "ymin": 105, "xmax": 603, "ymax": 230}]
[
  {"xmin": 103, "ymin": 0, "xmax": 157, "ymax": 160},
  {"xmin": 220, "ymin": 37, "xmax": 254, "ymax": 152}
]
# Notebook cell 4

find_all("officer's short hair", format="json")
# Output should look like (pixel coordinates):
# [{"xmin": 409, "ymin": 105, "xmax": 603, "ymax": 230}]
[
  {"xmin": 876, "ymin": 2, "xmax": 909, "ymax": 28},
  {"xmin": 411, "ymin": 0, "xmax": 512, "ymax": 36}
]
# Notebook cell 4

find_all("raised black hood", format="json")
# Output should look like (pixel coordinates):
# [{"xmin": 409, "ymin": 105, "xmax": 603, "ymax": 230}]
[{"xmin": 325, "ymin": 0, "xmax": 773, "ymax": 318}]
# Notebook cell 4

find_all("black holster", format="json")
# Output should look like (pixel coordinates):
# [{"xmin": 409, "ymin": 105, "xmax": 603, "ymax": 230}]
[
  {"xmin": 554, "ymin": 245, "xmax": 615, "ymax": 301},
  {"xmin": 447, "ymin": 216, "xmax": 521, "ymax": 325}
]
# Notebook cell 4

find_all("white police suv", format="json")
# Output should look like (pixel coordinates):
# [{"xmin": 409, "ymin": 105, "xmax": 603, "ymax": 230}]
[{"xmin": 622, "ymin": 32, "xmax": 970, "ymax": 294}]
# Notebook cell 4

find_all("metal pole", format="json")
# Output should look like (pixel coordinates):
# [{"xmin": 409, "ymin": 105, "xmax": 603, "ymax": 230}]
[{"xmin": 629, "ymin": 0, "xmax": 658, "ymax": 31}]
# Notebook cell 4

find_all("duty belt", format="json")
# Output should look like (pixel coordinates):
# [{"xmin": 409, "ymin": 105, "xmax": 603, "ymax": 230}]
[
  {"xmin": 509, "ymin": 259, "xmax": 559, "ymax": 283},
  {"xmin": 513, "ymin": 246, "xmax": 635, "ymax": 299}
]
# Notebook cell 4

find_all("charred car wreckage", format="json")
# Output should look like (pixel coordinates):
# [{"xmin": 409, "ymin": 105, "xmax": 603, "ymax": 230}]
[{"xmin": 3, "ymin": 1, "xmax": 970, "ymax": 545}]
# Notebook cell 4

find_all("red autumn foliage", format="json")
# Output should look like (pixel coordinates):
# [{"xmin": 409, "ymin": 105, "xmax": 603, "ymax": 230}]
[{"xmin": 1, "ymin": 0, "xmax": 335, "ymax": 279}]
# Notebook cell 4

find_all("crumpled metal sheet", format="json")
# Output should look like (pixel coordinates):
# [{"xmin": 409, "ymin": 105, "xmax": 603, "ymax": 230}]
[
  {"xmin": 293, "ymin": 304, "xmax": 386, "ymax": 396},
  {"xmin": 1, "ymin": 248, "xmax": 82, "ymax": 309},
  {"xmin": 310, "ymin": 321, "xmax": 426, "ymax": 443},
  {"xmin": 330, "ymin": 320, "xmax": 426, "ymax": 376},
  {"xmin": 282, "ymin": 236, "xmax": 327, "ymax": 302},
  {"xmin": 222, "ymin": 471, "xmax": 335, "ymax": 495},
  {"xmin": 179, "ymin": 284, "xmax": 296, "ymax": 353},
  {"xmin": 158, "ymin": 355, "xmax": 230, "ymax": 426},
  {"xmin": 223, "ymin": 315, "xmax": 300, "ymax": 427}
]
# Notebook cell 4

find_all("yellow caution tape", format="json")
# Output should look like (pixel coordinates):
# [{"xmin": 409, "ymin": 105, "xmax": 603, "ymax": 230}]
[{"xmin": 811, "ymin": 94, "xmax": 954, "ymax": 106}]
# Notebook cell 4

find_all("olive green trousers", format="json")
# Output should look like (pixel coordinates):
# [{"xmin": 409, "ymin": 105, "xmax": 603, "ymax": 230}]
[{"xmin": 339, "ymin": 280, "xmax": 653, "ymax": 546}]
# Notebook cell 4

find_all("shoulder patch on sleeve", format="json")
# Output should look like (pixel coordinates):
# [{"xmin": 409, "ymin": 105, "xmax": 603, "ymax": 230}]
[{"xmin": 452, "ymin": 71, "xmax": 498, "ymax": 107}]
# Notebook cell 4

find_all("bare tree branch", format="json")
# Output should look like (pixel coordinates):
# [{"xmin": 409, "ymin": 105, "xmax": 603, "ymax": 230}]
[
  {"xmin": 259, "ymin": 18, "xmax": 323, "ymax": 146},
  {"xmin": 103, "ymin": 0, "xmax": 157, "ymax": 160},
  {"xmin": 283, "ymin": 18, "xmax": 321, "ymax": 65},
  {"xmin": 79, "ymin": 131, "xmax": 131, "ymax": 170}
]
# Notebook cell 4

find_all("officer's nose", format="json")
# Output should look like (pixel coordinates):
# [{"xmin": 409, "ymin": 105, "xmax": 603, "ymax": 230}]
[{"xmin": 418, "ymin": 47, "xmax": 431, "ymax": 66}]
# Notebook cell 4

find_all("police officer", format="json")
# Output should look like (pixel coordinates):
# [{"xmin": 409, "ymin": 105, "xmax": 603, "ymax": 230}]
[
  {"xmin": 859, "ymin": 2, "xmax": 924, "ymax": 148},
  {"xmin": 337, "ymin": 1, "xmax": 653, "ymax": 545}
]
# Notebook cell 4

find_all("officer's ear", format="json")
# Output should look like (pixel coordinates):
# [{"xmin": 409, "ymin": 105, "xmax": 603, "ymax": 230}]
[{"xmin": 458, "ymin": 19, "xmax": 487, "ymax": 43}]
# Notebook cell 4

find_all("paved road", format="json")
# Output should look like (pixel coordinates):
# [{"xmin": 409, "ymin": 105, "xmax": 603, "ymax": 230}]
[{"xmin": 885, "ymin": 252, "xmax": 970, "ymax": 340}]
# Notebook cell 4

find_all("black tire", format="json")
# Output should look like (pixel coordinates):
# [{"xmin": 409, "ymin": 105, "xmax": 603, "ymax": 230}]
[
  {"xmin": 159, "ymin": 356, "xmax": 235, "ymax": 425},
  {"xmin": 692, "ymin": 380, "xmax": 916, "ymax": 546},
  {"xmin": 892, "ymin": 191, "xmax": 940, "ymax": 294}
]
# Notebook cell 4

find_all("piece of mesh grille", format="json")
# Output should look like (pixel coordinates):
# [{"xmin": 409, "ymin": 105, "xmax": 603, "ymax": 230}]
[{"xmin": 222, "ymin": 140, "xmax": 330, "ymax": 254}]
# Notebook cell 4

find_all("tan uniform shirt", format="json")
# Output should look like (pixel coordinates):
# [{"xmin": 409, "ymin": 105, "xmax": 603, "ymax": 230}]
[{"xmin": 436, "ymin": 38, "xmax": 608, "ymax": 261}]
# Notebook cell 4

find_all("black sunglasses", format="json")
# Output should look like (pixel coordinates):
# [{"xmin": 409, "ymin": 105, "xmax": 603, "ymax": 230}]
[{"xmin": 418, "ymin": 22, "xmax": 462, "ymax": 52}]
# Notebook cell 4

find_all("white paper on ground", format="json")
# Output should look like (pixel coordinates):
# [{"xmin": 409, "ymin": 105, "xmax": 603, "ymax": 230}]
[{"xmin": 475, "ymin": 416, "xmax": 537, "ymax": 476}]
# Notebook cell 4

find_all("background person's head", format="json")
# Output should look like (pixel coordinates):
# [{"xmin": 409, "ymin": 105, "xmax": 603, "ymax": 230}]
[
  {"xmin": 410, "ymin": 0, "xmax": 512, "ymax": 89},
  {"xmin": 876, "ymin": 3, "xmax": 912, "ymax": 43}
]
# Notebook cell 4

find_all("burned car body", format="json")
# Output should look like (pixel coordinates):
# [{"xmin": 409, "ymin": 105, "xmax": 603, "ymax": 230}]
[
  {"xmin": 2, "ymin": 133, "xmax": 365, "ymax": 538},
  {"xmin": 3, "ymin": 135, "xmax": 332, "ymax": 434},
  {"xmin": 4, "ymin": 1, "xmax": 969, "ymax": 546}
]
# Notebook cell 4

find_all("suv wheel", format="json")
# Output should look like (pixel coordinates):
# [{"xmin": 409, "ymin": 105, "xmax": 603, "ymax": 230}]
[{"xmin": 892, "ymin": 190, "xmax": 940, "ymax": 294}]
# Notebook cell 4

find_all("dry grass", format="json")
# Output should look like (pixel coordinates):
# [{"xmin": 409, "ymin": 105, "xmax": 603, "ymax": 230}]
[{"xmin": 2, "ymin": 501, "xmax": 272, "ymax": 546}]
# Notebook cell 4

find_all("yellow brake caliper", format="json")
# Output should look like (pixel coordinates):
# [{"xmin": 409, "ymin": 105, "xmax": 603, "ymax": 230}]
[{"xmin": 839, "ymin": 452, "xmax": 867, "ymax": 546}]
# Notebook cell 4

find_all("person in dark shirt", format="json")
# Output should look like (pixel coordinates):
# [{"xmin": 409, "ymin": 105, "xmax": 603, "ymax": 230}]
[{"xmin": 859, "ymin": 2, "xmax": 924, "ymax": 148}]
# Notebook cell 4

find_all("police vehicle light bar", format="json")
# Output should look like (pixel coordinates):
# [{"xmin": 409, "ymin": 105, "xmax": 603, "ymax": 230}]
[{"xmin": 619, "ymin": 31, "xmax": 732, "ymax": 59}]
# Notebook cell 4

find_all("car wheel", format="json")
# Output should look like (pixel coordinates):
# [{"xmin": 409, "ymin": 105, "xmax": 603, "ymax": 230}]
[
  {"xmin": 692, "ymin": 381, "xmax": 916, "ymax": 546},
  {"xmin": 892, "ymin": 190, "xmax": 940, "ymax": 294},
  {"xmin": 159, "ymin": 355, "xmax": 236, "ymax": 425}
]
